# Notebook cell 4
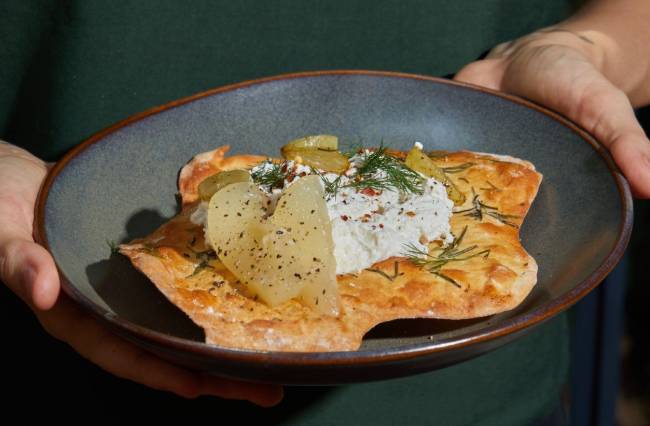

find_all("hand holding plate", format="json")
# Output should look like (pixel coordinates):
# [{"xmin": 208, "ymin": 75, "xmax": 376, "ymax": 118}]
[
  {"xmin": 455, "ymin": 27, "xmax": 650, "ymax": 198},
  {"xmin": 0, "ymin": 142, "xmax": 282, "ymax": 406}
]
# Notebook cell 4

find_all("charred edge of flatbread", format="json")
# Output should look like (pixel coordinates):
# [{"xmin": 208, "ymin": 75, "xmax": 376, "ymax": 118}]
[{"xmin": 120, "ymin": 147, "xmax": 542, "ymax": 352}]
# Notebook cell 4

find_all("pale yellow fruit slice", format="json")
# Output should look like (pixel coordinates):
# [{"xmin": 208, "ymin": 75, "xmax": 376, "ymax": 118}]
[
  {"xmin": 272, "ymin": 175, "xmax": 339, "ymax": 315},
  {"xmin": 206, "ymin": 176, "xmax": 339, "ymax": 316}
]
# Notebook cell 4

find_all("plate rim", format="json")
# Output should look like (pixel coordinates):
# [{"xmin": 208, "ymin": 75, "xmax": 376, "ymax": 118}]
[{"xmin": 34, "ymin": 69, "xmax": 633, "ymax": 366}]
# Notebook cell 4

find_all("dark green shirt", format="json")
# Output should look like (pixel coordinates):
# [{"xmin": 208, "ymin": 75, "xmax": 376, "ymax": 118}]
[{"xmin": 1, "ymin": 1, "xmax": 575, "ymax": 424}]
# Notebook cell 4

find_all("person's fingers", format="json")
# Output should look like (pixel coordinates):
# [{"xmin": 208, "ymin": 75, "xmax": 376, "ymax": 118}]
[
  {"xmin": 486, "ymin": 41, "xmax": 512, "ymax": 58},
  {"xmin": 200, "ymin": 374, "xmax": 284, "ymax": 407},
  {"xmin": 453, "ymin": 59, "xmax": 505, "ymax": 90},
  {"xmin": 500, "ymin": 48, "xmax": 650, "ymax": 198},
  {"xmin": 607, "ymin": 131, "xmax": 650, "ymax": 198},
  {"xmin": 577, "ymin": 86, "xmax": 650, "ymax": 198},
  {"xmin": 0, "ymin": 237, "xmax": 60, "ymax": 310},
  {"xmin": 0, "ymin": 144, "xmax": 283, "ymax": 404},
  {"xmin": 36, "ymin": 296, "xmax": 283, "ymax": 405}
]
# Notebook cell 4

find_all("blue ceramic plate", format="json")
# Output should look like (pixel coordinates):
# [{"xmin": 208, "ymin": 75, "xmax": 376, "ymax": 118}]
[{"xmin": 36, "ymin": 71, "xmax": 632, "ymax": 384}]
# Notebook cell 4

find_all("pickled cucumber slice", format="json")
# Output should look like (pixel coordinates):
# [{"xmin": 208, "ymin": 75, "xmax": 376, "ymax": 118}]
[
  {"xmin": 284, "ymin": 134, "xmax": 339, "ymax": 151},
  {"xmin": 281, "ymin": 148, "xmax": 349, "ymax": 174},
  {"xmin": 198, "ymin": 170, "xmax": 252, "ymax": 201},
  {"xmin": 405, "ymin": 146, "xmax": 466, "ymax": 205}
]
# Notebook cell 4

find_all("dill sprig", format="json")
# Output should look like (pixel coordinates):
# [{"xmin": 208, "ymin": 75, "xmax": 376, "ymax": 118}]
[
  {"xmin": 441, "ymin": 163, "xmax": 475, "ymax": 174},
  {"xmin": 253, "ymin": 145, "xmax": 425, "ymax": 197},
  {"xmin": 137, "ymin": 243, "xmax": 162, "ymax": 258},
  {"xmin": 402, "ymin": 226, "xmax": 490, "ymax": 288},
  {"xmin": 106, "ymin": 239, "xmax": 119, "ymax": 255},
  {"xmin": 250, "ymin": 161, "xmax": 288, "ymax": 189},
  {"xmin": 341, "ymin": 142, "xmax": 365, "ymax": 158},
  {"xmin": 479, "ymin": 180, "xmax": 501, "ymax": 191},
  {"xmin": 185, "ymin": 249, "xmax": 217, "ymax": 278},
  {"xmin": 186, "ymin": 261, "xmax": 214, "ymax": 278},
  {"xmin": 311, "ymin": 167, "xmax": 344, "ymax": 197},
  {"xmin": 349, "ymin": 147, "xmax": 424, "ymax": 194},
  {"xmin": 365, "ymin": 261, "xmax": 404, "ymax": 282},
  {"xmin": 314, "ymin": 146, "xmax": 425, "ymax": 197},
  {"xmin": 454, "ymin": 193, "xmax": 519, "ymax": 227}
]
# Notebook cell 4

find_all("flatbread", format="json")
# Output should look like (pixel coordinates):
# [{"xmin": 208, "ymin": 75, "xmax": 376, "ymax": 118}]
[{"xmin": 120, "ymin": 146, "xmax": 542, "ymax": 351}]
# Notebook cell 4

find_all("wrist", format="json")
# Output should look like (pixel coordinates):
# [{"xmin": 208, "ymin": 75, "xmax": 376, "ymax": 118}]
[{"xmin": 0, "ymin": 141, "xmax": 46, "ymax": 167}]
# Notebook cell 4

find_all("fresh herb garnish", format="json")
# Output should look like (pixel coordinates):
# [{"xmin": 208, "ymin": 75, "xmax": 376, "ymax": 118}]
[
  {"xmin": 365, "ymin": 261, "xmax": 404, "ymax": 282},
  {"xmin": 188, "ymin": 248, "xmax": 218, "ymax": 263},
  {"xmin": 454, "ymin": 193, "xmax": 519, "ymax": 227},
  {"xmin": 344, "ymin": 146, "xmax": 424, "ymax": 195},
  {"xmin": 138, "ymin": 243, "xmax": 162, "ymax": 258},
  {"xmin": 402, "ymin": 226, "xmax": 490, "ymax": 288},
  {"xmin": 341, "ymin": 142, "xmax": 365, "ymax": 158},
  {"xmin": 311, "ymin": 168, "xmax": 344, "ymax": 197},
  {"xmin": 107, "ymin": 239, "xmax": 119, "ymax": 255},
  {"xmin": 254, "ymin": 144, "xmax": 427, "ymax": 198},
  {"xmin": 185, "ymin": 249, "xmax": 217, "ymax": 278},
  {"xmin": 441, "ymin": 163, "xmax": 474, "ymax": 174},
  {"xmin": 312, "ymin": 146, "xmax": 425, "ymax": 197},
  {"xmin": 250, "ymin": 161, "xmax": 288, "ymax": 189},
  {"xmin": 479, "ymin": 180, "xmax": 501, "ymax": 191},
  {"xmin": 186, "ymin": 261, "xmax": 214, "ymax": 278},
  {"xmin": 365, "ymin": 268, "xmax": 394, "ymax": 281}
]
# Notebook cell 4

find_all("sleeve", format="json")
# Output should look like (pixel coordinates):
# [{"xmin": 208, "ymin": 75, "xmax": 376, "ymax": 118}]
[{"xmin": 0, "ymin": 1, "xmax": 57, "ymax": 144}]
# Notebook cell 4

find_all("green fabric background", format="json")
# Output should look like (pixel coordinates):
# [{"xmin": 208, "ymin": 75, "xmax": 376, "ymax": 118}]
[
  {"xmin": 1, "ymin": 1, "xmax": 577, "ymax": 424},
  {"xmin": 2, "ymin": 0, "xmax": 577, "ymax": 160}
]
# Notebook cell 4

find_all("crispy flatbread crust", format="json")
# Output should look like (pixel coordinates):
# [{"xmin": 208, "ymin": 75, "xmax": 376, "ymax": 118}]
[{"xmin": 120, "ymin": 146, "xmax": 542, "ymax": 352}]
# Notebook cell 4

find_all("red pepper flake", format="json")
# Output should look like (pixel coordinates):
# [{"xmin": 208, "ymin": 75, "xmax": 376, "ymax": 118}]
[
  {"xmin": 281, "ymin": 164, "xmax": 288, "ymax": 173},
  {"xmin": 340, "ymin": 215, "xmax": 349, "ymax": 221},
  {"xmin": 360, "ymin": 187, "xmax": 378, "ymax": 196},
  {"xmin": 405, "ymin": 211, "xmax": 417, "ymax": 217},
  {"xmin": 379, "ymin": 223, "xmax": 384, "ymax": 229},
  {"xmin": 299, "ymin": 171, "xmax": 307, "ymax": 177},
  {"xmin": 286, "ymin": 173, "xmax": 296, "ymax": 182}
]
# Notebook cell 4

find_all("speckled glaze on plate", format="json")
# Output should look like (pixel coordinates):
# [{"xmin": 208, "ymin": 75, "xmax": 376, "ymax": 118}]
[{"xmin": 36, "ymin": 71, "xmax": 632, "ymax": 385}]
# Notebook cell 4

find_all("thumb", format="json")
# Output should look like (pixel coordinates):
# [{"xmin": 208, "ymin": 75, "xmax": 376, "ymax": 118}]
[
  {"xmin": 579, "ymin": 82, "xmax": 650, "ymax": 199},
  {"xmin": 603, "ymin": 125, "xmax": 650, "ymax": 199},
  {"xmin": 0, "ymin": 236, "xmax": 60, "ymax": 310}
]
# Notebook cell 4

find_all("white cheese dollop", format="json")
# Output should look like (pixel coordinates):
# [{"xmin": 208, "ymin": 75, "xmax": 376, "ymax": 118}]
[
  {"xmin": 191, "ymin": 153, "xmax": 454, "ymax": 275},
  {"xmin": 324, "ymin": 175, "xmax": 452, "ymax": 274}
]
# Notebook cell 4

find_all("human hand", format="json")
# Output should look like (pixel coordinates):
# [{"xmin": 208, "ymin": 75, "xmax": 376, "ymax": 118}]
[
  {"xmin": 0, "ymin": 142, "xmax": 283, "ymax": 406},
  {"xmin": 454, "ymin": 27, "xmax": 650, "ymax": 198}
]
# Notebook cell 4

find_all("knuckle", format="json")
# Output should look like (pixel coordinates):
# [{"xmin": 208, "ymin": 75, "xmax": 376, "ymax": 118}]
[{"xmin": 0, "ymin": 239, "xmax": 26, "ymax": 283}]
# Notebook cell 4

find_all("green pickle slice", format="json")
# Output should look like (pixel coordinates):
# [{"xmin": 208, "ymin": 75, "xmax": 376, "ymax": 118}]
[
  {"xmin": 198, "ymin": 169, "xmax": 252, "ymax": 201},
  {"xmin": 405, "ymin": 147, "xmax": 466, "ymax": 205}
]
